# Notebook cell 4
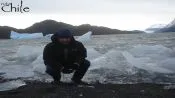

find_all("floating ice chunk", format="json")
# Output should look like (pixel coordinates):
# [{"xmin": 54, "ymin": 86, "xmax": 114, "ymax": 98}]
[
  {"xmin": 0, "ymin": 80, "xmax": 26, "ymax": 91},
  {"xmin": 32, "ymin": 54, "xmax": 46, "ymax": 74},
  {"xmin": 90, "ymin": 49, "xmax": 129, "ymax": 72},
  {"xmin": 15, "ymin": 45, "xmax": 46, "ymax": 74},
  {"xmin": 87, "ymin": 48, "xmax": 101, "ymax": 60},
  {"xmin": 76, "ymin": 31, "xmax": 92, "ymax": 43},
  {"xmin": 160, "ymin": 58, "xmax": 175, "ymax": 72},
  {"xmin": 44, "ymin": 34, "xmax": 53, "ymax": 38},
  {"xmin": 43, "ymin": 31, "xmax": 92, "ymax": 43},
  {"xmin": 10, "ymin": 31, "xmax": 43, "ymax": 39},
  {"xmin": 0, "ymin": 45, "xmax": 44, "ymax": 79},
  {"xmin": 0, "ymin": 58, "xmax": 9, "ymax": 67},
  {"xmin": 122, "ymin": 51, "xmax": 173, "ymax": 73},
  {"xmin": 128, "ymin": 45, "xmax": 173, "ymax": 60},
  {"xmin": 17, "ymin": 45, "xmax": 43, "ymax": 57},
  {"xmin": 1, "ymin": 65, "xmax": 34, "ymax": 79},
  {"xmin": 124, "ymin": 44, "xmax": 175, "ymax": 73},
  {"xmin": 15, "ymin": 45, "xmax": 43, "ymax": 64}
]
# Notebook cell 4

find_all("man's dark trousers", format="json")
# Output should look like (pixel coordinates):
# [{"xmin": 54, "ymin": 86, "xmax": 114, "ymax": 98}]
[{"xmin": 45, "ymin": 60, "xmax": 90, "ymax": 81}]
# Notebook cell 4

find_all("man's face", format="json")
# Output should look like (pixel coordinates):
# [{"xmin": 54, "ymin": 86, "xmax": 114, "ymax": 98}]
[{"xmin": 57, "ymin": 37, "xmax": 71, "ymax": 45}]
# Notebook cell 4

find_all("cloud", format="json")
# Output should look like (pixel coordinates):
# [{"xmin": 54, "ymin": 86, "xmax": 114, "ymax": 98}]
[{"xmin": 0, "ymin": 0, "xmax": 174, "ymax": 30}]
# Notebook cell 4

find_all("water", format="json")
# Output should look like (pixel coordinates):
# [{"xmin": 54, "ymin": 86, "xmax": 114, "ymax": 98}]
[{"xmin": 0, "ymin": 33, "xmax": 175, "ymax": 91}]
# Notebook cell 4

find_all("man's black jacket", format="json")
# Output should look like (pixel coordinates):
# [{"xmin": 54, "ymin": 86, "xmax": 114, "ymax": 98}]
[{"xmin": 43, "ymin": 33, "xmax": 87, "ymax": 69}]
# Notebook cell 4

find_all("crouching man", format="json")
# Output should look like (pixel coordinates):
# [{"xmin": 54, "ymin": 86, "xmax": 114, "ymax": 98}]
[{"xmin": 43, "ymin": 29, "xmax": 90, "ymax": 84}]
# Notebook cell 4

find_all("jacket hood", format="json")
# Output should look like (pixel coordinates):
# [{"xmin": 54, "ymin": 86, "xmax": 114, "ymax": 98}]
[{"xmin": 51, "ymin": 29, "xmax": 75, "ymax": 43}]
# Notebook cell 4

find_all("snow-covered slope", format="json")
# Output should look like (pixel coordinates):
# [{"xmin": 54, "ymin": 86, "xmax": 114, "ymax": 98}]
[
  {"xmin": 145, "ymin": 24, "xmax": 166, "ymax": 33},
  {"xmin": 155, "ymin": 19, "xmax": 175, "ymax": 33},
  {"xmin": 165, "ymin": 19, "xmax": 175, "ymax": 28}
]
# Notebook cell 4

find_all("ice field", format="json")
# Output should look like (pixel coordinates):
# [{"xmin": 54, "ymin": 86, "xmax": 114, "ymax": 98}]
[{"xmin": 0, "ymin": 32, "xmax": 175, "ymax": 91}]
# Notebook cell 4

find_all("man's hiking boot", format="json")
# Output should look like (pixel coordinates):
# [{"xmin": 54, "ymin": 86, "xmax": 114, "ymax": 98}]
[{"xmin": 51, "ymin": 80, "xmax": 62, "ymax": 85}]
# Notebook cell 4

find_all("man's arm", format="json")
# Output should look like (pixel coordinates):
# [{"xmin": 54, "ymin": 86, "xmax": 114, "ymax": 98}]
[
  {"xmin": 74, "ymin": 42, "xmax": 87, "ymax": 65},
  {"xmin": 43, "ymin": 44, "xmax": 63, "ymax": 69}
]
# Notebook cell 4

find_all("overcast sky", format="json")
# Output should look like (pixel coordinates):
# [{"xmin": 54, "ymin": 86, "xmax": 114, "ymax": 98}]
[{"xmin": 0, "ymin": 0, "xmax": 175, "ymax": 30}]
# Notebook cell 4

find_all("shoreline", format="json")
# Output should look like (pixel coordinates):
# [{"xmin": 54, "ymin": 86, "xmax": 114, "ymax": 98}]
[{"xmin": 0, "ymin": 82, "xmax": 175, "ymax": 98}]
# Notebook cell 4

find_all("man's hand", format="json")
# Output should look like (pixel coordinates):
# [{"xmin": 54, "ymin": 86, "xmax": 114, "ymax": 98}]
[
  {"xmin": 65, "ymin": 63, "xmax": 79, "ymax": 70},
  {"xmin": 56, "ymin": 65, "xmax": 64, "ymax": 72},
  {"xmin": 59, "ymin": 66, "xmax": 64, "ymax": 71},
  {"xmin": 73, "ymin": 62, "xmax": 80, "ymax": 66},
  {"xmin": 73, "ymin": 63, "xmax": 80, "ymax": 70}
]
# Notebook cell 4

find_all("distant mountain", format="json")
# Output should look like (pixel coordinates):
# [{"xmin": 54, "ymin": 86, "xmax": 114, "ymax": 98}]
[
  {"xmin": 23, "ymin": 20, "xmax": 75, "ymax": 36},
  {"xmin": 0, "ymin": 26, "xmax": 17, "ymax": 39},
  {"xmin": 145, "ymin": 24, "xmax": 166, "ymax": 33},
  {"xmin": 0, "ymin": 19, "xmax": 143, "ymax": 39},
  {"xmin": 155, "ymin": 19, "xmax": 175, "ymax": 33}
]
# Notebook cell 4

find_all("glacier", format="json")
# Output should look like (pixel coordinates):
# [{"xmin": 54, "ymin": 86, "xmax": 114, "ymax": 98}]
[{"xmin": 0, "ymin": 32, "xmax": 175, "ymax": 91}]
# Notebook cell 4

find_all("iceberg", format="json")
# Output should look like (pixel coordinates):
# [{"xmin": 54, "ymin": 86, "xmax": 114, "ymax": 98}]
[
  {"xmin": 44, "ymin": 34, "xmax": 53, "ymax": 38},
  {"xmin": 0, "ymin": 80, "xmax": 26, "ymax": 91},
  {"xmin": 77, "ymin": 31, "xmax": 92, "ymax": 43},
  {"xmin": 10, "ymin": 31, "xmax": 43, "ymax": 39}
]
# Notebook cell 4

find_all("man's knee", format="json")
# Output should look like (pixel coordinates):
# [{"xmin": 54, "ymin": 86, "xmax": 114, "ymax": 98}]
[
  {"xmin": 45, "ymin": 65, "xmax": 59, "ymax": 75},
  {"xmin": 45, "ymin": 66, "xmax": 53, "ymax": 75},
  {"xmin": 83, "ymin": 60, "xmax": 91, "ymax": 67}
]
